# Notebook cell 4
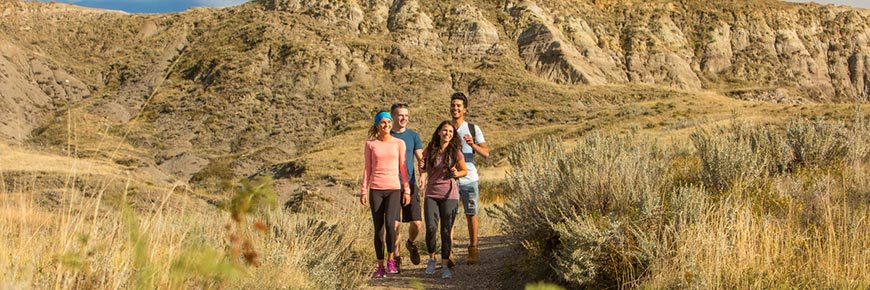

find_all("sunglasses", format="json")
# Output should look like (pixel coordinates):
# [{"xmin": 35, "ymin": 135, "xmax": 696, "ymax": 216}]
[{"xmin": 390, "ymin": 103, "xmax": 409, "ymax": 111}]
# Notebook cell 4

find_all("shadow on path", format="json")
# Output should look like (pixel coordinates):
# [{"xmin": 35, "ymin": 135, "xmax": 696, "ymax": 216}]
[{"xmin": 365, "ymin": 234, "xmax": 527, "ymax": 290}]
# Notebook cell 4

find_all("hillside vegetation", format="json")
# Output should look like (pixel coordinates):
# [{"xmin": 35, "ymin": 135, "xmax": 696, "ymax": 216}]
[
  {"xmin": 2, "ymin": 0, "xmax": 870, "ymax": 288},
  {"xmin": 498, "ymin": 114, "xmax": 870, "ymax": 288},
  {"xmin": 2, "ymin": 0, "xmax": 870, "ymax": 186}
]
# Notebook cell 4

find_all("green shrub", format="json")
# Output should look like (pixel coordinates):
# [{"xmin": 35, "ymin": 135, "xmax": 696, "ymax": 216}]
[
  {"xmin": 691, "ymin": 116, "xmax": 870, "ymax": 194},
  {"xmin": 786, "ymin": 118, "xmax": 849, "ymax": 168},
  {"xmin": 498, "ymin": 115, "xmax": 870, "ymax": 289},
  {"xmin": 690, "ymin": 121, "xmax": 789, "ymax": 193},
  {"xmin": 496, "ymin": 132, "xmax": 668, "ymax": 287}
]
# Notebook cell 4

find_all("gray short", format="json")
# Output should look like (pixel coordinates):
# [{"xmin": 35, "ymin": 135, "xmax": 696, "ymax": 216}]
[{"xmin": 458, "ymin": 181, "xmax": 479, "ymax": 215}]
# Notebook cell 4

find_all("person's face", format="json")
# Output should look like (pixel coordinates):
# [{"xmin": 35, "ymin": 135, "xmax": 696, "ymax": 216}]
[
  {"xmin": 450, "ymin": 99, "xmax": 465, "ymax": 119},
  {"xmin": 392, "ymin": 108, "xmax": 409, "ymax": 129},
  {"xmin": 439, "ymin": 124, "xmax": 455, "ymax": 144},
  {"xmin": 378, "ymin": 118, "xmax": 392, "ymax": 135}
]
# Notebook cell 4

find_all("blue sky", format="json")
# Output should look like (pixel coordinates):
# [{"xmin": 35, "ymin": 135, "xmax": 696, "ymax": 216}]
[
  {"xmin": 42, "ymin": 0, "xmax": 252, "ymax": 13},
  {"xmin": 39, "ymin": 0, "xmax": 870, "ymax": 14}
]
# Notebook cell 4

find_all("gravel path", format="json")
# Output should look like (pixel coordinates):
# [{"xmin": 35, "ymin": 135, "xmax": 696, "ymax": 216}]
[{"xmin": 364, "ymin": 233, "xmax": 526, "ymax": 290}]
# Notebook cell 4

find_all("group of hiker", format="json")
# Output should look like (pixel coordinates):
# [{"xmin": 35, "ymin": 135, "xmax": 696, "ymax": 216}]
[{"xmin": 359, "ymin": 92, "xmax": 489, "ymax": 279}]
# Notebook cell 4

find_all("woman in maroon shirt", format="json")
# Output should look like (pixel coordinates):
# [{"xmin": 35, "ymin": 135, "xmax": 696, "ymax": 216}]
[{"xmin": 419, "ymin": 120, "xmax": 467, "ymax": 279}]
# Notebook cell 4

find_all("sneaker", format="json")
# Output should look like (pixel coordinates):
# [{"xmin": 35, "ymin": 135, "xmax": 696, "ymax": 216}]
[
  {"xmin": 425, "ymin": 258, "xmax": 437, "ymax": 274},
  {"xmin": 406, "ymin": 240, "xmax": 421, "ymax": 265},
  {"xmin": 441, "ymin": 267, "xmax": 453, "ymax": 279},
  {"xmin": 387, "ymin": 259, "xmax": 399, "ymax": 274},
  {"xmin": 468, "ymin": 246, "xmax": 478, "ymax": 265},
  {"xmin": 373, "ymin": 265, "xmax": 387, "ymax": 278}
]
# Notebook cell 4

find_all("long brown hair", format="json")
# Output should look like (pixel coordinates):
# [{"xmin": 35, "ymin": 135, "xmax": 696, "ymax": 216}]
[{"xmin": 424, "ymin": 121, "xmax": 462, "ymax": 175}]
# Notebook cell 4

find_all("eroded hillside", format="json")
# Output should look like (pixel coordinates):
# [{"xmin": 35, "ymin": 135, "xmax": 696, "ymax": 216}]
[{"xmin": 1, "ymin": 0, "xmax": 869, "ymax": 187}]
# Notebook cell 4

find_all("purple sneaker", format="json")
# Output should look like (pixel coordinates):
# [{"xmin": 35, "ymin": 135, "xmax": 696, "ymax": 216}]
[
  {"xmin": 372, "ymin": 265, "xmax": 386, "ymax": 278},
  {"xmin": 387, "ymin": 259, "xmax": 399, "ymax": 274}
]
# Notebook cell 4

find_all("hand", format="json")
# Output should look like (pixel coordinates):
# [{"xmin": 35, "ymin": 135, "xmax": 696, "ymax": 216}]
[
  {"xmin": 450, "ymin": 167, "xmax": 459, "ymax": 178},
  {"xmin": 418, "ymin": 161, "xmax": 426, "ymax": 172},
  {"xmin": 360, "ymin": 193, "xmax": 368, "ymax": 206},
  {"xmin": 463, "ymin": 134, "xmax": 474, "ymax": 146},
  {"xmin": 402, "ymin": 193, "xmax": 410, "ymax": 206}
]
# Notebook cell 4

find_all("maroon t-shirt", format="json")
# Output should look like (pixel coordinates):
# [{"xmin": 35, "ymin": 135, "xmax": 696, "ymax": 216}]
[{"xmin": 422, "ymin": 148, "xmax": 462, "ymax": 200}]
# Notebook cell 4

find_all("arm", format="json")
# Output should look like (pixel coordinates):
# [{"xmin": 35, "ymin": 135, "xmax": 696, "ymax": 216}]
[
  {"xmin": 414, "ymin": 149, "xmax": 424, "ymax": 187},
  {"xmin": 419, "ymin": 149, "xmax": 429, "ymax": 193},
  {"xmin": 472, "ymin": 142, "xmax": 490, "ymax": 158},
  {"xmin": 451, "ymin": 150, "xmax": 468, "ymax": 178},
  {"xmin": 464, "ymin": 126, "xmax": 490, "ymax": 157},
  {"xmin": 360, "ymin": 142, "xmax": 371, "ymax": 205},
  {"xmin": 398, "ymin": 141, "xmax": 411, "ymax": 205}
]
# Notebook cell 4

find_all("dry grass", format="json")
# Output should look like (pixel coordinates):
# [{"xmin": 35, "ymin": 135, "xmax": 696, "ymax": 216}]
[
  {"xmin": 0, "ymin": 153, "xmax": 371, "ymax": 289},
  {"xmin": 496, "ymin": 114, "xmax": 870, "ymax": 288},
  {"xmin": 0, "ymin": 144, "xmax": 118, "ymax": 175}
]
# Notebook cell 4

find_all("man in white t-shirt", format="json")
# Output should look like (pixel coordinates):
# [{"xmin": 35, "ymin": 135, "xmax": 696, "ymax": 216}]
[{"xmin": 449, "ymin": 92, "xmax": 489, "ymax": 265}]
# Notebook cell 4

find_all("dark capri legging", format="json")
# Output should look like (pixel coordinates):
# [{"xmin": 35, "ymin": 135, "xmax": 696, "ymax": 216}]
[
  {"xmin": 369, "ymin": 189, "xmax": 402, "ymax": 260},
  {"xmin": 424, "ymin": 197, "xmax": 459, "ymax": 259}
]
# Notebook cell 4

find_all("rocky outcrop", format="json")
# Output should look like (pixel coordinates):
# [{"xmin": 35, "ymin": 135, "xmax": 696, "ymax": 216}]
[
  {"xmin": 441, "ymin": 5, "xmax": 501, "ymax": 56},
  {"xmin": 619, "ymin": 11, "xmax": 702, "ymax": 89},
  {"xmin": 509, "ymin": 1, "xmax": 619, "ymax": 85},
  {"xmin": 0, "ymin": 38, "xmax": 89, "ymax": 143},
  {"xmin": 255, "ymin": 0, "xmax": 367, "ymax": 34},
  {"xmin": 5, "ymin": 0, "xmax": 870, "ymax": 184},
  {"xmin": 387, "ymin": 0, "xmax": 442, "ymax": 52}
]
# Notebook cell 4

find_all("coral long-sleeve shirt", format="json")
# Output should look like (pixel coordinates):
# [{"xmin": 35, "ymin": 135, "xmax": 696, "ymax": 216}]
[{"xmin": 361, "ymin": 137, "xmax": 410, "ymax": 194}]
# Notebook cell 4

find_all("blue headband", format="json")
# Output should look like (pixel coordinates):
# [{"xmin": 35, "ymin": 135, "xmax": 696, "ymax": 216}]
[{"xmin": 374, "ymin": 112, "xmax": 392, "ymax": 126}]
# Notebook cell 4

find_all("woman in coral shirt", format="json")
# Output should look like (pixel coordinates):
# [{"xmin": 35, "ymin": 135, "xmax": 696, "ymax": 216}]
[{"xmin": 360, "ymin": 111, "xmax": 411, "ymax": 278}]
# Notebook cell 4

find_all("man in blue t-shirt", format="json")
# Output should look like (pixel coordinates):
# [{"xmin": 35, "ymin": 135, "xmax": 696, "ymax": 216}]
[
  {"xmin": 449, "ymin": 92, "xmax": 489, "ymax": 265},
  {"xmin": 390, "ymin": 102, "xmax": 424, "ymax": 269}
]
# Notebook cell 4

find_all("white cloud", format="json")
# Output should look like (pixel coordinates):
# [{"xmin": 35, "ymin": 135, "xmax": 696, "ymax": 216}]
[{"xmin": 194, "ymin": 0, "xmax": 250, "ymax": 8}]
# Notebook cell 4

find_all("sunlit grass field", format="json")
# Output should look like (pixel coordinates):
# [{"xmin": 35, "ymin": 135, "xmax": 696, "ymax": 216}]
[{"xmin": 2, "ymin": 94, "xmax": 870, "ymax": 289}]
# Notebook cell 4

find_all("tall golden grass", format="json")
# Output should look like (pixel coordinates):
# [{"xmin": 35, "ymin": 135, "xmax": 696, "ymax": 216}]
[
  {"xmin": 497, "ymin": 113, "xmax": 870, "ymax": 288},
  {"xmin": 0, "ymin": 172, "xmax": 370, "ymax": 289}
]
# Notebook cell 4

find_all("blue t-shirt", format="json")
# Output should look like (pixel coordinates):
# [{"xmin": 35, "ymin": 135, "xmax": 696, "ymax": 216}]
[{"xmin": 391, "ymin": 129, "xmax": 422, "ymax": 184}]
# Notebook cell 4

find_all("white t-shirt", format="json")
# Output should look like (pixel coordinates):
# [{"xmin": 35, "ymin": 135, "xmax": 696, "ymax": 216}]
[{"xmin": 456, "ymin": 121, "xmax": 485, "ymax": 184}]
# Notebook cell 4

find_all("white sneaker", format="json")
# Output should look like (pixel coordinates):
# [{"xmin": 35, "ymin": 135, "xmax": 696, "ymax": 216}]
[
  {"xmin": 441, "ymin": 267, "xmax": 453, "ymax": 279},
  {"xmin": 425, "ymin": 258, "xmax": 437, "ymax": 274}
]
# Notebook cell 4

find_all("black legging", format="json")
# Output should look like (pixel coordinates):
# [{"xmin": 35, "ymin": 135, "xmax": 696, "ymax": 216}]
[
  {"xmin": 424, "ymin": 197, "xmax": 459, "ymax": 259},
  {"xmin": 369, "ymin": 189, "xmax": 402, "ymax": 260}
]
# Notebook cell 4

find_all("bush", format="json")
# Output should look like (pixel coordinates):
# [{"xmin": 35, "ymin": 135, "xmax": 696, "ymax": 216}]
[
  {"xmin": 498, "ymin": 115, "xmax": 870, "ymax": 288},
  {"xmin": 496, "ymin": 132, "xmax": 668, "ymax": 287},
  {"xmin": 691, "ymin": 116, "xmax": 870, "ymax": 194},
  {"xmin": 690, "ymin": 121, "xmax": 789, "ymax": 193}
]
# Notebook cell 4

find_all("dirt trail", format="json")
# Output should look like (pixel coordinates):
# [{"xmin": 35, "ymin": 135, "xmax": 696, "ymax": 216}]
[{"xmin": 364, "ymin": 232, "xmax": 525, "ymax": 290}]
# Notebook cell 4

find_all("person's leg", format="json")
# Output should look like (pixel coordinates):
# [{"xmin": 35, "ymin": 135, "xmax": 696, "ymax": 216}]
[
  {"xmin": 395, "ymin": 223, "xmax": 403, "ymax": 257},
  {"xmin": 385, "ymin": 189, "xmax": 401, "ymax": 256},
  {"xmin": 466, "ymin": 215, "xmax": 478, "ymax": 246},
  {"xmin": 424, "ymin": 197, "xmax": 440, "ymax": 256},
  {"xmin": 440, "ymin": 199, "xmax": 459, "ymax": 261},
  {"xmin": 395, "ymin": 184, "xmax": 419, "ymax": 262},
  {"xmin": 369, "ymin": 190, "xmax": 388, "ymax": 276},
  {"xmin": 439, "ymin": 198, "xmax": 458, "ymax": 279},
  {"xmin": 458, "ymin": 181, "xmax": 480, "ymax": 264},
  {"xmin": 423, "ymin": 197, "xmax": 439, "ymax": 274},
  {"xmin": 393, "ymin": 219, "xmax": 403, "ymax": 270},
  {"xmin": 369, "ymin": 190, "xmax": 387, "ymax": 260},
  {"xmin": 405, "ymin": 184, "xmax": 423, "ymax": 264}
]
